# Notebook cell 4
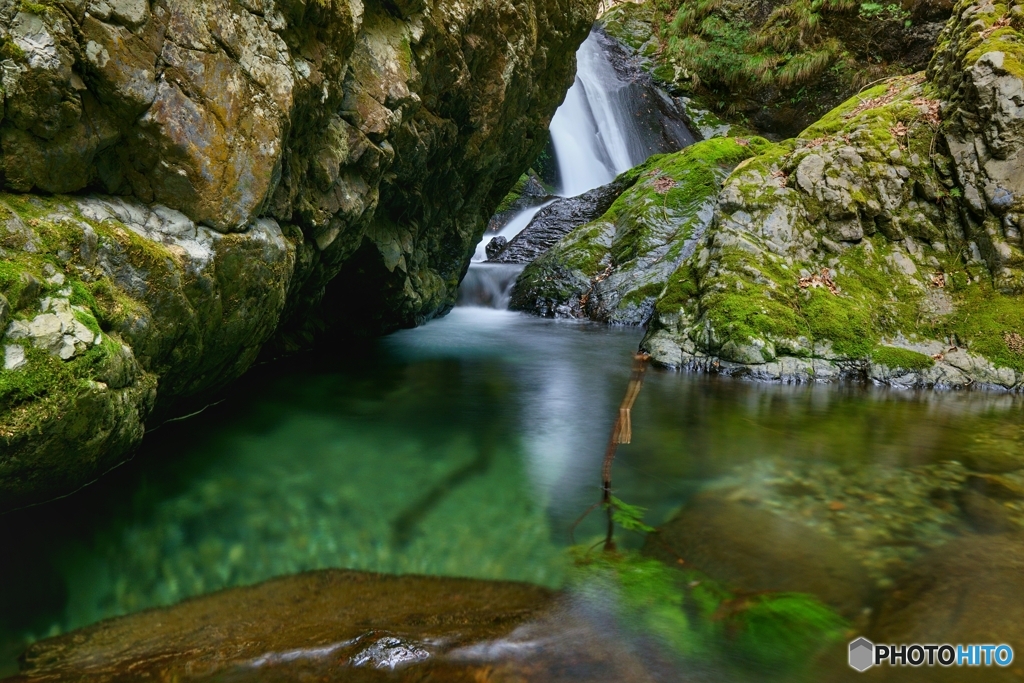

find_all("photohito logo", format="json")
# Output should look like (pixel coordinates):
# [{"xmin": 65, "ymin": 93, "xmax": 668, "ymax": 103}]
[{"xmin": 849, "ymin": 638, "xmax": 1014, "ymax": 671}]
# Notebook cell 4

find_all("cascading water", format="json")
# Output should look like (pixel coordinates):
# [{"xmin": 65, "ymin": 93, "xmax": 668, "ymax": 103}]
[
  {"xmin": 549, "ymin": 31, "xmax": 648, "ymax": 197},
  {"xmin": 461, "ymin": 29, "xmax": 691, "ymax": 308}
]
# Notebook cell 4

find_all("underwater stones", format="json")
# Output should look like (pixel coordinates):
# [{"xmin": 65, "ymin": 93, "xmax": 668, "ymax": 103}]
[
  {"xmin": 863, "ymin": 535, "xmax": 1024, "ymax": 679},
  {"xmin": 7, "ymin": 570, "xmax": 555, "ymax": 683},
  {"xmin": 644, "ymin": 492, "xmax": 874, "ymax": 619}
]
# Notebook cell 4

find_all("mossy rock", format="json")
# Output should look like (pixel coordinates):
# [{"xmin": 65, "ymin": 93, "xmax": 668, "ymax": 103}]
[{"xmin": 510, "ymin": 137, "xmax": 770, "ymax": 324}]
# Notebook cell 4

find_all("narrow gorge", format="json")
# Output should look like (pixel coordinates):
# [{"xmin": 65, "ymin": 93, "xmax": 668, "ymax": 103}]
[{"xmin": 2, "ymin": 0, "xmax": 1024, "ymax": 681}]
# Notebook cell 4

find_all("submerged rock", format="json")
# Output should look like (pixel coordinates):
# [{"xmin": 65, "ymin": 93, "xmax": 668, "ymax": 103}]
[
  {"xmin": 5, "ymin": 570, "xmax": 554, "ymax": 682},
  {"xmin": 643, "ymin": 492, "xmax": 874, "ymax": 619},
  {"xmin": 0, "ymin": 0, "xmax": 598, "ymax": 510},
  {"xmin": 854, "ymin": 535, "xmax": 1024, "ymax": 682},
  {"xmin": 1, "ymin": 568, "xmax": 716, "ymax": 682}
]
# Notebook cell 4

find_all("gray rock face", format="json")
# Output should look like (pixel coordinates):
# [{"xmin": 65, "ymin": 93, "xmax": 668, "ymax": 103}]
[
  {"xmin": 0, "ymin": 0, "xmax": 599, "ymax": 510},
  {"xmin": 489, "ymin": 180, "xmax": 629, "ymax": 264},
  {"xmin": 930, "ymin": 0, "xmax": 1024, "ymax": 291}
]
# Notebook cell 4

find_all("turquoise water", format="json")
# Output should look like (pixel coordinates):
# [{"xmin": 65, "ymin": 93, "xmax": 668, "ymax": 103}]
[{"xmin": 2, "ymin": 307, "xmax": 1023, "ymax": 676}]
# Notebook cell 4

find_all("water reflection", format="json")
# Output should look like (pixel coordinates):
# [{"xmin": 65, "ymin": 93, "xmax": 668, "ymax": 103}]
[{"xmin": 1, "ymin": 309, "xmax": 1023, "ymax": 677}]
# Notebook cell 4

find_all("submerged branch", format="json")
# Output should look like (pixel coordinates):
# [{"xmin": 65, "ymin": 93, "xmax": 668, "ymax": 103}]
[{"xmin": 601, "ymin": 352, "xmax": 651, "ymax": 552}]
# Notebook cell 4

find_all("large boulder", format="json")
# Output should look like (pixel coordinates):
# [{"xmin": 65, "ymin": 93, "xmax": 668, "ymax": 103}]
[
  {"xmin": 5, "ymin": 570, "xmax": 555, "ymax": 682},
  {"xmin": 509, "ymin": 137, "xmax": 767, "ymax": 324},
  {"xmin": 929, "ymin": 0, "xmax": 1024, "ymax": 291},
  {"xmin": 642, "ymin": 69, "xmax": 1024, "ymax": 389},
  {"xmin": 0, "ymin": 0, "xmax": 598, "ymax": 510}
]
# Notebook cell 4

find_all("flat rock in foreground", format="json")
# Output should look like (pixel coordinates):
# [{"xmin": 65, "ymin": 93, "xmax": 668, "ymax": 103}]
[
  {"xmin": 3, "ymin": 570, "xmax": 692, "ymax": 683},
  {"xmin": 6, "ymin": 570, "xmax": 552, "ymax": 682}
]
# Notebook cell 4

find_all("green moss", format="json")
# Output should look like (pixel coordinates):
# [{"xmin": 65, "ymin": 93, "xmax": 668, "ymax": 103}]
[
  {"xmin": 943, "ymin": 284, "xmax": 1024, "ymax": 373},
  {"xmin": 569, "ymin": 549, "xmax": 847, "ymax": 675},
  {"xmin": 494, "ymin": 173, "xmax": 532, "ymax": 215},
  {"xmin": 871, "ymin": 345, "xmax": 935, "ymax": 370},
  {"xmin": 656, "ymin": 263, "xmax": 699, "ymax": 314},
  {"xmin": 620, "ymin": 281, "xmax": 665, "ymax": 308}
]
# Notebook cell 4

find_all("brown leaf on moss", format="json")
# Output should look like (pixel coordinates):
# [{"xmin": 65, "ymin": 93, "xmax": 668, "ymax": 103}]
[
  {"xmin": 799, "ymin": 267, "xmax": 838, "ymax": 295},
  {"xmin": 1005, "ymin": 331, "xmax": 1024, "ymax": 355},
  {"xmin": 890, "ymin": 122, "xmax": 909, "ymax": 138},
  {"xmin": 653, "ymin": 176, "xmax": 676, "ymax": 194},
  {"xmin": 931, "ymin": 272, "xmax": 946, "ymax": 288},
  {"xmin": 806, "ymin": 136, "xmax": 830, "ymax": 148},
  {"xmin": 982, "ymin": 15, "xmax": 1012, "ymax": 39},
  {"xmin": 770, "ymin": 168, "xmax": 789, "ymax": 187},
  {"xmin": 911, "ymin": 97, "xmax": 941, "ymax": 126}
]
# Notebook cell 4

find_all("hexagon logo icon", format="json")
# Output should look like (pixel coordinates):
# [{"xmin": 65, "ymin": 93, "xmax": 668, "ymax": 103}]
[{"xmin": 849, "ymin": 637, "xmax": 875, "ymax": 672}]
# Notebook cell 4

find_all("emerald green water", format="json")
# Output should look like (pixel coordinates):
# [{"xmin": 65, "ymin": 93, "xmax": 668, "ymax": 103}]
[{"xmin": 2, "ymin": 307, "xmax": 1023, "ymax": 676}]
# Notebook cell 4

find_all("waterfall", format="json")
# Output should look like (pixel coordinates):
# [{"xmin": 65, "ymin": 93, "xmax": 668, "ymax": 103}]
[
  {"xmin": 472, "ymin": 201, "xmax": 554, "ymax": 263},
  {"xmin": 461, "ymin": 29, "xmax": 693, "ymax": 309},
  {"xmin": 549, "ymin": 31, "xmax": 653, "ymax": 197}
]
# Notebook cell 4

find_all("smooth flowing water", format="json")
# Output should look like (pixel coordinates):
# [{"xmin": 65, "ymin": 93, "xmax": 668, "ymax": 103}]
[
  {"xmin": 549, "ymin": 31, "xmax": 657, "ymax": 197},
  {"xmin": 2, "ymin": 307, "xmax": 1023, "ymax": 677}
]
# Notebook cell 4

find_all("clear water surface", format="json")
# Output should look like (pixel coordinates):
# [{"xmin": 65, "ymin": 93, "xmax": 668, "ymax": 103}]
[{"xmin": 1, "ymin": 306, "xmax": 1022, "ymax": 677}]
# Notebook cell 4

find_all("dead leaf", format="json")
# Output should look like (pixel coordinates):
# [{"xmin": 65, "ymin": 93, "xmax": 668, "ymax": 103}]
[
  {"xmin": 799, "ymin": 267, "xmax": 839, "ymax": 295},
  {"xmin": 931, "ymin": 272, "xmax": 945, "ymax": 288},
  {"xmin": 653, "ymin": 176, "xmax": 676, "ymax": 194},
  {"xmin": 1005, "ymin": 331, "xmax": 1024, "ymax": 355}
]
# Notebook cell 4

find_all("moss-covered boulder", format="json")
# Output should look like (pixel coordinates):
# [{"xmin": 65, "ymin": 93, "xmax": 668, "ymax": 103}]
[
  {"xmin": 0, "ymin": 0, "xmax": 598, "ymax": 510},
  {"xmin": 643, "ymin": 71, "xmax": 1024, "ymax": 389},
  {"xmin": 0, "ymin": 194, "xmax": 293, "ymax": 512},
  {"xmin": 929, "ymin": 0, "xmax": 1024, "ymax": 291},
  {"xmin": 600, "ymin": 0, "xmax": 951, "ymax": 137},
  {"xmin": 510, "ymin": 137, "xmax": 768, "ymax": 324}
]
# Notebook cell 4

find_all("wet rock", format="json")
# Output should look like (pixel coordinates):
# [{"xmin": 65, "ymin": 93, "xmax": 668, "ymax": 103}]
[
  {"xmin": 491, "ymin": 179, "xmax": 630, "ymax": 264},
  {"xmin": 511, "ymin": 137, "xmax": 762, "ymax": 325},
  {"xmin": 2, "ymin": 569, "xmax": 694, "ymax": 683},
  {"xmin": 485, "ymin": 171, "xmax": 551, "ymax": 234},
  {"xmin": 5, "ymin": 570, "xmax": 554, "ymax": 683},
  {"xmin": 484, "ymin": 235, "xmax": 508, "ymax": 260},
  {"xmin": 642, "ymin": 492, "xmax": 874, "ymax": 619}
]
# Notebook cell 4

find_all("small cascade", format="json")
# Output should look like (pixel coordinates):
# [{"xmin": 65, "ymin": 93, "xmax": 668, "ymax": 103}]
[
  {"xmin": 473, "ymin": 201, "xmax": 554, "ymax": 263},
  {"xmin": 456, "ymin": 263, "xmax": 525, "ymax": 309}
]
